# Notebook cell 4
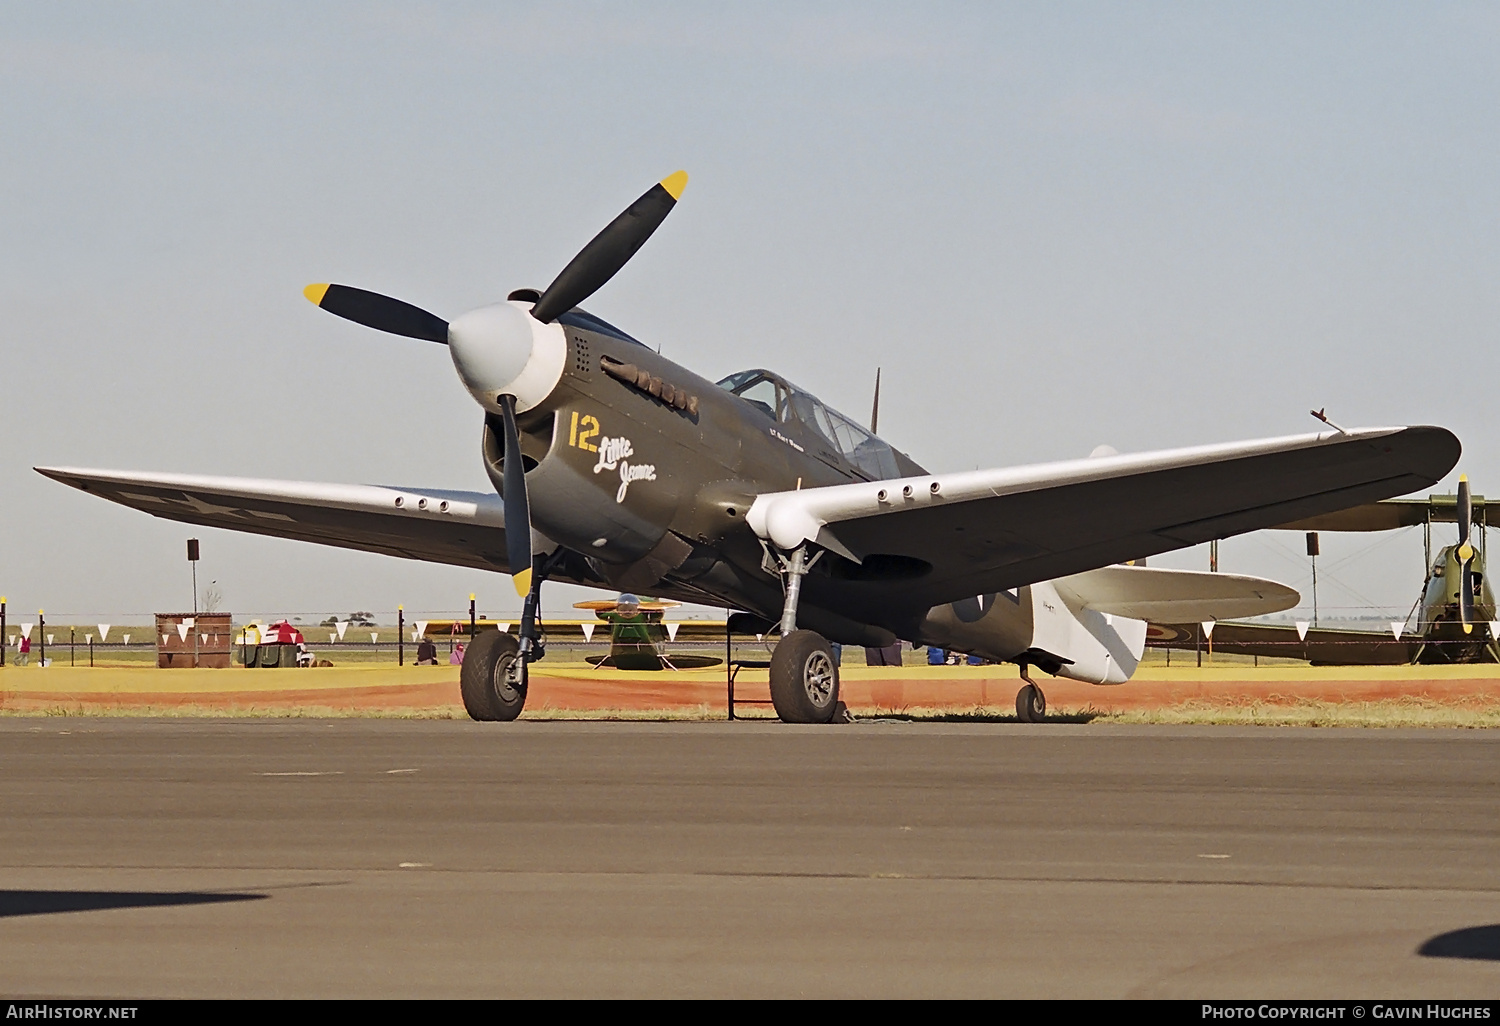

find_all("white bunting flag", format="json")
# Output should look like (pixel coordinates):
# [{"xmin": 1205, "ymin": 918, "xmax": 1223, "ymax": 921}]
[
  {"xmin": 1201, "ymin": 621, "xmax": 1215, "ymax": 639},
  {"xmin": 1295, "ymin": 621, "xmax": 1311, "ymax": 641},
  {"xmin": 497, "ymin": 623, "xmax": 511, "ymax": 634},
  {"xmin": 162, "ymin": 634, "xmax": 170, "ymax": 646},
  {"xmin": 7, "ymin": 636, "xmax": 14, "ymax": 648},
  {"xmin": 98, "ymin": 625, "xmax": 110, "ymax": 641},
  {"xmin": 1491, "ymin": 620, "xmax": 1500, "ymax": 639},
  {"xmin": 177, "ymin": 623, "xmax": 190, "ymax": 642},
  {"xmin": 329, "ymin": 632, "xmax": 338, "ymax": 643},
  {"xmin": 411, "ymin": 628, "xmax": 421, "ymax": 642},
  {"xmin": 755, "ymin": 633, "xmax": 764, "ymax": 643},
  {"xmin": 1390, "ymin": 622, "xmax": 1405, "ymax": 641},
  {"xmin": 47, "ymin": 634, "xmax": 54, "ymax": 645},
  {"xmin": 581, "ymin": 622, "xmax": 595, "ymax": 643},
  {"xmin": 666, "ymin": 622, "xmax": 680, "ymax": 642},
  {"xmin": 370, "ymin": 632, "xmax": 379, "ymax": 643},
  {"xmin": 20, "ymin": 623, "xmax": 32, "ymax": 640},
  {"xmin": 415, "ymin": 621, "xmax": 429, "ymax": 638},
  {"xmin": 122, "ymin": 634, "xmax": 130, "ymax": 646},
  {"xmin": 85, "ymin": 635, "xmax": 92, "ymax": 644},
  {"xmin": 183, "ymin": 617, "xmax": 195, "ymax": 629},
  {"xmin": 335, "ymin": 620, "xmax": 349, "ymax": 641}
]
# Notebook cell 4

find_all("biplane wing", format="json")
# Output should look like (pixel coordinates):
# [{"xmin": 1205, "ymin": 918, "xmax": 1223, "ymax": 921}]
[{"xmin": 1146, "ymin": 620, "xmax": 1423, "ymax": 665}]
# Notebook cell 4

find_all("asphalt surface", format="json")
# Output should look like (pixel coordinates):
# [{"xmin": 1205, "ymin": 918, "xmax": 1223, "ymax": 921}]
[{"xmin": 1, "ymin": 719, "xmax": 1497, "ymax": 998}]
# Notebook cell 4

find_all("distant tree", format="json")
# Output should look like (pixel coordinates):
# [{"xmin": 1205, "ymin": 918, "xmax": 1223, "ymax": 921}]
[
  {"xmin": 349, "ymin": 611, "xmax": 376, "ymax": 626},
  {"xmin": 203, "ymin": 583, "xmax": 223, "ymax": 614}
]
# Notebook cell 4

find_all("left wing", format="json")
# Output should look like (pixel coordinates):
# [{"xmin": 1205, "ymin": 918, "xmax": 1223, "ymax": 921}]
[
  {"xmin": 36, "ymin": 467, "xmax": 519, "ymax": 573},
  {"xmin": 747, "ymin": 425, "xmax": 1458, "ymax": 610}
]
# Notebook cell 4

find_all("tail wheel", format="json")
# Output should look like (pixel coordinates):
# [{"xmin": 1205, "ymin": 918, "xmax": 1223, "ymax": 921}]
[
  {"xmin": 769, "ymin": 629, "xmax": 840, "ymax": 723},
  {"xmin": 1016, "ymin": 682, "xmax": 1046, "ymax": 723},
  {"xmin": 460, "ymin": 630, "xmax": 527, "ymax": 722}
]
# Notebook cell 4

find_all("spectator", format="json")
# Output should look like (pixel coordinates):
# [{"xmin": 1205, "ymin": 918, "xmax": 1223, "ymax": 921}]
[
  {"xmin": 18, "ymin": 636, "xmax": 30, "ymax": 666},
  {"xmin": 450, "ymin": 642, "xmax": 466, "ymax": 666},
  {"xmin": 864, "ymin": 641, "xmax": 903, "ymax": 666},
  {"xmin": 416, "ymin": 637, "xmax": 438, "ymax": 665}
]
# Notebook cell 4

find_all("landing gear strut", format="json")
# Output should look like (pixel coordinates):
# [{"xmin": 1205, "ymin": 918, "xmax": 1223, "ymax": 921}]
[
  {"xmin": 1015, "ymin": 664, "xmax": 1046, "ymax": 723},
  {"xmin": 766, "ymin": 544, "xmax": 841, "ymax": 723}
]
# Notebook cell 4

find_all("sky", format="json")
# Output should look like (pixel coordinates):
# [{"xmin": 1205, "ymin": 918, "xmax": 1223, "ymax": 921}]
[{"xmin": 2, "ymin": 2, "xmax": 1497, "ymax": 624}]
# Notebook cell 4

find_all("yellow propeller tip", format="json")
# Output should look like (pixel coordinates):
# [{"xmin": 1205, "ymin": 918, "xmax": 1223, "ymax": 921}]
[
  {"xmin": 1464, "ymin": 623, "xmax": 1473, "ymax": 634},
  {"xmin": 303, "ymin": 283, "xmax": 330, "ymax": 306},
  {"xmin": 1460, "ymin": 544, "xmax": 1474, "ymax": 561},
  {"xmin": 659, "ymin": 170, "xmax": 688, "ymax": 201},
  {"xmin": 513, "ymin": 568, "xmax": 532, "ymax": 596}
]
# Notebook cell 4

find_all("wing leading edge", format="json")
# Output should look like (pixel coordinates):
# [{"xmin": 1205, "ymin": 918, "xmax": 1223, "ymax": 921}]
[
  {"xmin": 35, "ymin": 466, "xmax": 517, "ymax": 573},
  {"xmin": 747, "ymin": 425, "xmax": 1459, "ymax": 609}
]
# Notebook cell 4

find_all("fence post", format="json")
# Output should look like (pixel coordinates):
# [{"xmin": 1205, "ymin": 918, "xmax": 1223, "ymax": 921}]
[{"xmin": 398, "ymin": 606, "xmax": 405, "ymax": 666}]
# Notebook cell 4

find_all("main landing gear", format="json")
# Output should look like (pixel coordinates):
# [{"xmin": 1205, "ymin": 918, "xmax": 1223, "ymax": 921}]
[
  {"xmin": 460, "ymin": 629, "xmax": 527, "ymax": 721},
  {"xmin": 1015, "ymin": 664, "xmax": 1047, "ymax": 723},
  {"xmin": 461, "ymin": 552, "xmax": 556, "ymax": 722},
  {"xmin": 766, "ymin": 545, "xmax": 844, "ymax": 724}
]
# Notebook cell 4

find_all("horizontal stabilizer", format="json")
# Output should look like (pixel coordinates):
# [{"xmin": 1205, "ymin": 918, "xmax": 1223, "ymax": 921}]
[{"xmin": 1055, "ymin": 565, "xmax": 1298, "ymax": 622}]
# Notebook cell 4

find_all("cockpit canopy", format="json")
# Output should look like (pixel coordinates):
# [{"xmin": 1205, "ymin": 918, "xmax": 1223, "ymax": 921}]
[{"xmin": 716, "ymin": 369, "xmax": 905, "ymax": 480}]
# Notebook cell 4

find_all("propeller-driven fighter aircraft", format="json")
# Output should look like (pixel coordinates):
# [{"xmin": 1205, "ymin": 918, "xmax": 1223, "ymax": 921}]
[{"xmin": 38, "ymin": 172, "xmax": 1462, "ymax": 722}]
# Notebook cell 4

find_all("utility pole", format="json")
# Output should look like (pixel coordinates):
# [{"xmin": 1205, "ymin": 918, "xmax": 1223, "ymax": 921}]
[
  {"xmin": 187, "ymin": 539, "xmax": 200, "ymax": 668},
  {"xmin": 469, "ymin": 594, "xmax": 477, "ymax": 641},
  {"xmin": 38, "ymin": 610, "xmax": 45, "ymax": 666},
  {"xmin": 398, "ymin": 605, "xmax": 405, "ymax": 667},
  {"xmin": 1307, "ymin": 532, "xmax": 1320, "ymax": 627}
]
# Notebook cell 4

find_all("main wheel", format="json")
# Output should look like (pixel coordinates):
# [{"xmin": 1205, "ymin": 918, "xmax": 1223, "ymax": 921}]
[
  {"xmin": 769, "ymin": 629, "xmax": 841, "ymax": 723},
  {"xmin": 460, "ymin": 630, "xmax": 527, "ymax": 722},
  {"xmin": 1015, "ymin": 682, "xmax": 1046, "ymax": 722}
]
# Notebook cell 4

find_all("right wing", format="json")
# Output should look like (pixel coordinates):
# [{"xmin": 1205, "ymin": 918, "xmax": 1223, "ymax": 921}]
[{"xmin": 36, "ymin": 466, "xmax": 519, "ymax": 573}]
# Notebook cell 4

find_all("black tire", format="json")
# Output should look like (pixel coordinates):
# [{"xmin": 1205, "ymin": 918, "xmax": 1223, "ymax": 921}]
[
  {"xmin": 1016, "ymin": 682, "xmax": 1045, "ymax": 722},
  {"xmin": 460, "ymin": 630, "xmax": 527, "ymax": 722},
  {"xmin": 769, "ymin": 629, "xmax": 841, "ymax": 723}
]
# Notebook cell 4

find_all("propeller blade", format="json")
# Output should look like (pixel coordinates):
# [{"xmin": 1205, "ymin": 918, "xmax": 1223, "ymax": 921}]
[
  {"xmin": 1457, "ymin": 475, "xmax": 1472, "ymax": 550},
  {"xmin": 498, "ymin": 394, "xmax": 534, "ymax": 597},
  {"xmin": 1457, "ymin": 475, "xmax": 1475, "ymax": 633},
  {"xmin": 1460, "ymin": 562, "xmax": 1477, "ymax": 634},
  {"xmin": 529, "ymin": 171, "xmax": 688, "ymax": 324},
  {"xmin": 303, "ymin": 284, "xmax": 449, "ymax": 343}
]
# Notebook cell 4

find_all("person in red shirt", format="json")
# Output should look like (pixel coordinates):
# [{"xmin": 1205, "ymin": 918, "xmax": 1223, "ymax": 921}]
[{"xmin": 18, "ymin": 636, "xmax": 31, "ymax": 666}]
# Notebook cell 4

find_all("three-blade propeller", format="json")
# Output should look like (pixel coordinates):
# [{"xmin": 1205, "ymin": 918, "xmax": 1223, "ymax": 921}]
[{"xmin": 303, "ymin": 171, "xmax": 689, "ymax": 594}]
